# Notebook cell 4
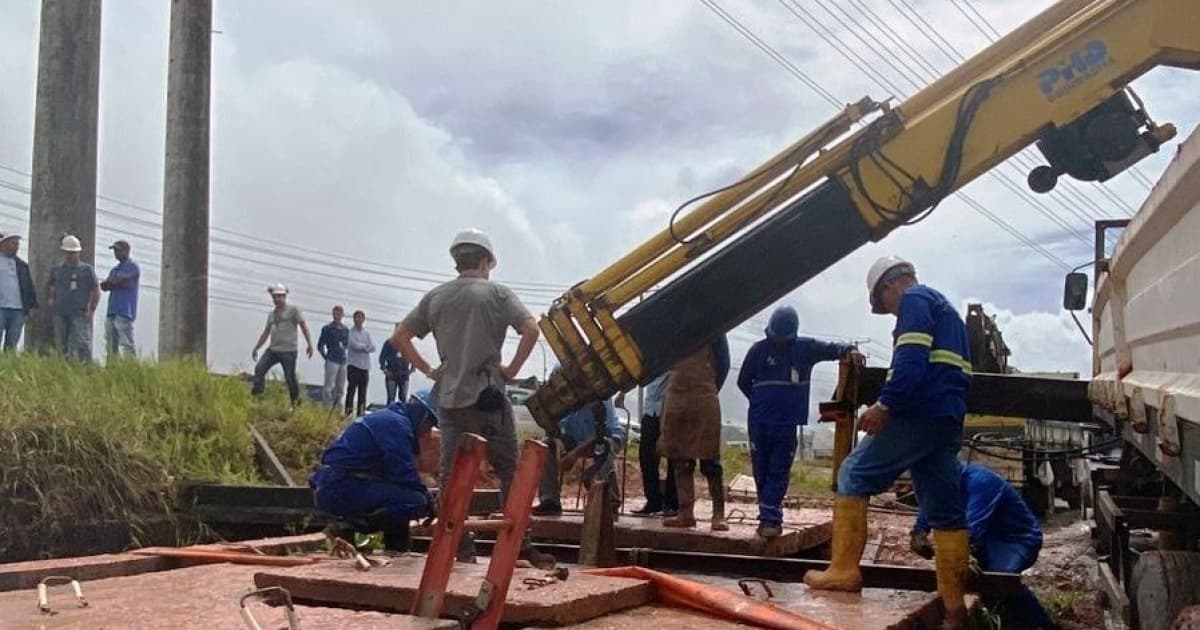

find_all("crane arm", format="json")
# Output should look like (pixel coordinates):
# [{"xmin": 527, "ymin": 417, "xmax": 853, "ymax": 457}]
[{"xmin": 527, "ymin": 0, "xmax": 1200, "ymax": 429}]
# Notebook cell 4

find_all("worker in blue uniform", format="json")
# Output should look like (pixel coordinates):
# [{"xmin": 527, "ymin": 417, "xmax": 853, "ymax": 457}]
[
  {"xmin": 911, "ymin": 462, "xmax": 1056, "ymax": 629},
  {"xmin": 738, "ymin": 305, "xmax": 852, "ymax": 539},
  {"xmin": 532, "ymin": 389, "xmax": 626, "ymax": 517},
  {"xmin": 309, "ymin": 390, "xmax": 438, "ymax": 552},
  {"xmin": 805, "ymin": 256, "xmax": 973, "ymax": 630}
]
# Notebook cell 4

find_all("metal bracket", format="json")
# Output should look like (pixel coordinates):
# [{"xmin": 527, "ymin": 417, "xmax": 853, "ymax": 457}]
[
  {"xmin": 239, "ymin": 586, "xmax": 300, "ymax": 630},
  {"xmin": 37, "ymin": 575, "xmax": 87, "ymax": 615},
  {"xmin": 1129, "ymin": 387, "xmax": 1149, "ymax": 433},
  {"xmin": 738, "ymin": 578, "xmax": 774, "ymax": 600},
  {"xmin": 1158, "ymin": 393, "xmax": 1181, "ymax": 457}
]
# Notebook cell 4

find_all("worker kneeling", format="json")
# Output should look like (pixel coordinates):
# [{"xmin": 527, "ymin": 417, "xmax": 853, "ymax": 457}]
[
  {"xmin": 804, "ymin": 257, "xmax": 972, "ymax": 630},
  {"xmin": 911, "ymin": 462, "xmax": 1055, "ymax": 629},
  {"xmin": 309, "ymin": 391, "xmax": 438, "ymax": 553}
]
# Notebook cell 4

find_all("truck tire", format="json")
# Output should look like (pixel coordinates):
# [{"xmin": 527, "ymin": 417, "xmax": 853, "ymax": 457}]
[{"xmin": 1133, "ymin": 551, "xmax": 1200, "ymax": 630}]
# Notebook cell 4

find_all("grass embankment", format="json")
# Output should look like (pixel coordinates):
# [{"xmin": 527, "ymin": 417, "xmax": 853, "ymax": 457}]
[{"xmin": 0, "ymin": 354, "xmax": 338, "ymax": 562}]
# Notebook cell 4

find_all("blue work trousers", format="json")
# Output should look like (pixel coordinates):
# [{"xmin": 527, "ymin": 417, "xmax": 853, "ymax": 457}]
[
  {"xmin": 837, "ymin": 414, "xmax": 966, "ymax": 530},
  {"xmin": 983, "ymin": 539, "xmax": 1055, "ymax": 629},
  {"xmin": 310, "ymin": 468, "xmax": 429, "ymax": 524},
  {"xmin": 749, "ymin": 422, "xmax": 797, "ymax": 526}
]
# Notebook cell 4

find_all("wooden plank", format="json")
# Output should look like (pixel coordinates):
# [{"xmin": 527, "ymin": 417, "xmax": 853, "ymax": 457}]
[
  {"xmin": 250, "ymin": 424, "xmax": 297, "ymax": 487},
  {"xmin": 255, "ymin": 556, "xmax": 654, "ymax": 626},
  {"xmin": 0, "ymin": 553, "xmax": 170, "ymax": 593}
]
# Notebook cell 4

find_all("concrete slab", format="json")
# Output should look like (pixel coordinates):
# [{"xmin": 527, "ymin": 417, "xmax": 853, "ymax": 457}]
[
  {"xmin": 0, "ymin": 553, "xmax": 171, "ymax": 592},
  {"xmin": 0, "ymin": 563, "xmax": 451, "ymax": 629},
  {"xmin": 523, "ymin": 511, "xmax": 830, "ymax": 557},
  {"xmin": 254, "ymin": 555, "xmax": 655, "ymax": 625},
  {"xmin": 0, "ymin": 533, "xmax": 327, "ymax": 593}
]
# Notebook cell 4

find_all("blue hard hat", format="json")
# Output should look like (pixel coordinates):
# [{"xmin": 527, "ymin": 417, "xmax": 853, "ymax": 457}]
[
  {"xmin": 765, "ymin": 306, "xmax": 799, "ymax": 341},
  {"xmin": 408, "ymin": 389, "xmax": 439, "ymax": 426}
]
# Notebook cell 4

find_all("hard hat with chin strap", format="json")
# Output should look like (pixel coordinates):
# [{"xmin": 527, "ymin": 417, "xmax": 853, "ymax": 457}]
[
  {"xmin": 449, "ymin": 229, "xmax": 496, "ymax": 261},
  {"xmin": 867, "ymin": 255, "xmax": 915, "ymax": 314}
]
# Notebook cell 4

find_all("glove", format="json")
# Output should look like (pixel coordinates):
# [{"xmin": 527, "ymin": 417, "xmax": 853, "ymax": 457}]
[{"xmin": 909, "ymin": 529, "xmax": 934, "ymax": 560}]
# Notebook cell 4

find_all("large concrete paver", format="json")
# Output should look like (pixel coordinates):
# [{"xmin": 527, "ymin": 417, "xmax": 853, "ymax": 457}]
[
  {"xmin": 254, "ymin": 554, "xmax": 654, "ymax": 626},
  {"xmin": 0, "ymin": 563, "xmax": 446, "ymax": 629}
]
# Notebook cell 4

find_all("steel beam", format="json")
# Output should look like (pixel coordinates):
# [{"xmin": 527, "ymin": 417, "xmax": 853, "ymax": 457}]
[
  {"xmin": 858, "ymin": 368, "xmax": 1092, "ymax": 422},
  {"xmin": 411, "ymin": 538, "xmax": 1022, "ymax": 595}
]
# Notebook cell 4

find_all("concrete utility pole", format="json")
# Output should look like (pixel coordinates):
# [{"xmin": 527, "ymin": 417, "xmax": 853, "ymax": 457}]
[
  {"xmin": 159, "ymin": 0, "xmax": 212, "ymax": 361},
  {"xmin": 27, "ymin": 0, "xmax": 103, "ymax": 351}
]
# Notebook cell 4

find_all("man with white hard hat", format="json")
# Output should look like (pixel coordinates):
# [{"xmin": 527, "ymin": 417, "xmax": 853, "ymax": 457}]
[
  {"xmin": 391, "ymin": 228, "xmax": 552, "ymax": 568},
  {"xmin": 805, "ymin": 256, "xmax": 972, "ymax": 630},
  {"xmin": 0, "ymin": 232, "xmax": 37, "ymax": 351},
  {"xmin": 250, "ymin": 283, "xmax": 314, "ymax": 407},
  {"xmin": 47, "ymin": 234, "xmax": 100, "ymax": 361}
]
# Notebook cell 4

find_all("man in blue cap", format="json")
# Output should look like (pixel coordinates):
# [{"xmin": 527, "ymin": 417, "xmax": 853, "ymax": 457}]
[
  {"xmin": 309, "ymin": 390, "xmax": 438, "ymax": 552},
  {"xmin": 738, "ymin": 305, "xmax": 853, "ymax": 538}
]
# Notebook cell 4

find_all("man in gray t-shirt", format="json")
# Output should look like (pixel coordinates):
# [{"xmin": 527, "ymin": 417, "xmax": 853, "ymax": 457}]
[
  {"xmin": 393, "ymin": 228, "xmax": 546, "ymax": 566},
  {"xmin": 48, "ymin": 234, "xmax": 100, "ymax": 361},
  {"xmin": 251, "ymin": 284, "xmax": 314, "ymax": 406}
]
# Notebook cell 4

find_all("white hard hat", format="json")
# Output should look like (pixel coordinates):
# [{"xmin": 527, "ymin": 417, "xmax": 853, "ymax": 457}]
[
  {"xmin": 866, "ymin": 255, "xmax": 915, "ymax": 314},
  {"xmin": 449, "ymin": 228, "xmax": 495, "ymax": 260},
  {"xmin": 267, "ymin": 283, "xmax": 289, "ymax": 295},
  {"xmin": 60, "ymin": 234, "xmax": 82, "ymax": 252}
]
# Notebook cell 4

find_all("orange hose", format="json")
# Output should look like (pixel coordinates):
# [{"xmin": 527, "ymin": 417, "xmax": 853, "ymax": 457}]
[
  {"xmin": 584, "ymin": 566, "xmax": 840, "ymax": 630},
  {"xmin": 131, "ymin": 548, "xmax": 319, "ymax": 567}
]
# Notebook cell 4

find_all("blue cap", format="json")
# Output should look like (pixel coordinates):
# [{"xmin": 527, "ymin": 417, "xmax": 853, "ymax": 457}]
[{"xmin": 765, "ymin": 306, "xmax": 799, "ymax": 341}]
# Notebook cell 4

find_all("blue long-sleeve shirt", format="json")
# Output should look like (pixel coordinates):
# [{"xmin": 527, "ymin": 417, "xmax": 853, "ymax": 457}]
[
  {"xmin": 915, "ymin": 463, "xmax": 1042, "ymax": 560},
  {"xmin": 379, "ymin": 339, "xmax": 411, "ymax": 379},
  {"xmin": 738, "ymin": 337, "xmax": 850, "ymax": 426},
  {"xmin": 317, "ymin": 322, "xmax": 348, "ymax": 365},
  {"xmin": 878, "ymin": 285, "xmax": 971, "ymax": 420},
  {"xmin": 318, "ymin": 402, "xmax": 425, "ymax": 491},
  {"xmin": 559, "ymin": 398, "xmax": 626, "ymax": 448}
]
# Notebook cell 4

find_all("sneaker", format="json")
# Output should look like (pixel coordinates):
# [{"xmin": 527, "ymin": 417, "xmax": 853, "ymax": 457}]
[
  {"xmin": 631, "ymin": 503, "xmax": 662, "ymax": 516},
  {"xmin": 662, "ymin": 508, "xmax": 679, "ymax": 518},
  {"xmin": 531, "ymin": 500, "xmax": 563, "ymax": 517},
  {"xmin": 756, "ymin": 524, "xmax": 783, "ymax": 539}
]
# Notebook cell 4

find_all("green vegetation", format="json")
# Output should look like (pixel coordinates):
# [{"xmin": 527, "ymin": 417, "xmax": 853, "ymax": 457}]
[
  {"xmin": 719, "ymin": 444, "xmax": 833, "ymax": 495},
  {"xmin": 0, "ymin": 353, "xmax": 338, "ymax": 561}
]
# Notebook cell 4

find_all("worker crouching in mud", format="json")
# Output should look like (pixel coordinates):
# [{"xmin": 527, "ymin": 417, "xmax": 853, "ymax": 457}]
[
  {"xmin": 805, "ymin": 256, "xmax": 973, "ymax": 630},
  {"xmin": 659, "ymin": 333, "xmax": 731, "ymax": 532},
  {"xmin": 911, "ymin": 462, "xmax": 1057, "ymax": 630},
  {"xmin": 310, "ymin": 391, "xmax": 438, "ymax": 552}
]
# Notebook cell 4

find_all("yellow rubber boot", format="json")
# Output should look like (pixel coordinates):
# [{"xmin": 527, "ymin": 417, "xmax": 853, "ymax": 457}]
[
  {"xmin": 932, "ymin": 529, "xmax": 970, "ymax": 629},
  {"xmin": 803, "ymin": 496, "xmax": 867, "ymax": 591}
]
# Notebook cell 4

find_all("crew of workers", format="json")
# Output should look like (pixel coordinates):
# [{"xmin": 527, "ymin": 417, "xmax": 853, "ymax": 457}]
[
  {"xmin": 0, "ymin": 232, "xmax": 140, "ymax": 360},
  {"xmin": 3, "ymin": 224, "xmax": 1045, "ymax": 626}
]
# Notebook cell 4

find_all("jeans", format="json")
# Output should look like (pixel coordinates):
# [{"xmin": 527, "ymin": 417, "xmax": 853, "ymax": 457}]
[
  {"xmin": 0, "ymin": 308, "xmax": 24, "ymax": 351},
  {"xmin": 981, "ymin": 539, "xmax": 1055, "ymax": 629},
  {"xmin": 838, "ymin": 415, "xmax": 966, "ymax": 530},
  {"xmin": 539, "ymin": 435, "xmax": 619, "ymax": 510},
  {"xmin": 346, "ymin": 365, "xmax": 369, "ymax": 416},
  {"xmin": 251, "ymin": 349, "xmax": 300, "ymax": 404},
  {"xmin": 749, "ymin": 422, "xmax": 798, "ymax": 526},
  {"xmin": 105, "ymin": 315, "xmax": 135, "ymax": 358},
  {"xmin": 323, "ymin": 361, "xmax": 347, "ymax": 408},
  {"xmin": 439, "ymin": 401, "xmax": 524, "ymax": 556},
  {"xmin": 385, "ymin": 374, "xmax": 409, "ymax": 404},
  {"xmin": 637, "ymin": 414, "xmax": 678, "ymax": 511},
  {"xmin": 52, "ymin": 312, "xmax": 92, "ymax": 362}
]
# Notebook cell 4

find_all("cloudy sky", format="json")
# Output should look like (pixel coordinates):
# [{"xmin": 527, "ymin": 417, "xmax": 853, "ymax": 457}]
[{"xmin": 1, "ymin": 0, "xmax": 1196, "ymax": 421}]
